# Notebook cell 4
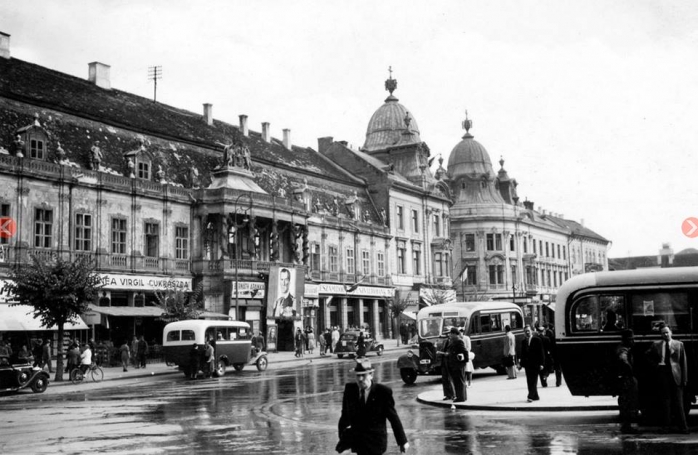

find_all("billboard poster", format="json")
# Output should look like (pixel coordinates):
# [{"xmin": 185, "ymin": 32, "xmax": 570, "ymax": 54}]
[{"xmin": 267, "ymin": 265, "xmax": 304, "ymax": 320}]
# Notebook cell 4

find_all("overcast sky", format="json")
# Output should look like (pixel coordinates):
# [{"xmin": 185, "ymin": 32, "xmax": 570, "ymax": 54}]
[{"xmin": 4, "ymin": 1, "xmax": 698, "ymax": 257}]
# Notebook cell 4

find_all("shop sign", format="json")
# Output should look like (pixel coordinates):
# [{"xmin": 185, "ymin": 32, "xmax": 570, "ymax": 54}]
[
  {"xmin": 99, "ymin": 273, "xmax": 192, "ymax": 291},
  {"xmin": 232, "ymin": 281, "xmax": 266, "ymax": 298},
  {"xmin": 318, "ymin": 283, "xmax": 395, "ymax": 298},
  {"xmin": 304, "ymin": 283, "xmax": 319, "ymax": 298},
  {"xmin": 82, "ymin": 310, "xmax": 101, "ymax": 325},
  {"xmin": 391, "ymin": 275, "xmax": 413, "ymax": 286}
]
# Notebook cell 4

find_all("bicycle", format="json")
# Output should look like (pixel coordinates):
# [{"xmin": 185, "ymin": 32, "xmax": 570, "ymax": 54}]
[{"xmin": 70, "ymin": 363, "xmax": 104, "ymax": 384}]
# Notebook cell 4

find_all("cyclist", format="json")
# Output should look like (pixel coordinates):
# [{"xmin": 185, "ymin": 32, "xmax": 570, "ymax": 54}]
[{"xmin": 79, "ymin": 342, "xmax": 92, "ymax": 374}]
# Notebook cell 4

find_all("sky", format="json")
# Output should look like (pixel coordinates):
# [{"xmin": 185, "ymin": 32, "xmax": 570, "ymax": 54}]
[{"xmin": 3, "ymin": 0, "xmax": 698, "ymax": 258}]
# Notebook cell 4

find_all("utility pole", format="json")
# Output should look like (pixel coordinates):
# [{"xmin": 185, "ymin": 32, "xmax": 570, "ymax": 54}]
[{"xmin": 148, "ymin": 66, "xmax": 162, "ymax": 102}]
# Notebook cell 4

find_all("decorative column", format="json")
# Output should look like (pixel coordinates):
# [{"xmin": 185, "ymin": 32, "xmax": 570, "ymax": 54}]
[{"xmin": 340, "ymin": 297, "xmax": 348, "ymax": 331}]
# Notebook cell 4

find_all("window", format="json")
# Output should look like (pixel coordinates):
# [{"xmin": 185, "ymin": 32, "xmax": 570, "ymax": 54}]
[
  {"xmin": 397, "ymin": 243, "xmax": 406, "ymax": 274},
  {"xmin": 539, "ymin": 240, "xmax": 543, "ymax": 256},
  {"xmin": 75, "ymin": 213, "xmax": 92, "ymax": 251},
  {"xmin": 329, "ymin": 246, "xmax": 338, "ymax": 273},
  {"xmin": 362, "ymin": 250, "xmax": 370, "ymax": 275},
  {"xmin": 311, "ymin": 244, "xmax": 321, "ymax": 271},
  {"xmin": 551, "ymin": 243, "xmax": 555, "ymax": 258},
  {"xmin": 411, "ymin": 209, "xmax": 419, "ymax": 232},
  {"xmin": 545, "ymin": 242, "xmax": 550, "ymax": 257},
  {"xmin": 396, "ymin": 206, "xmax": 404, "ymax": 230},
  {"xmin": 571, "ymin": 294, "xmax": 626, "ymax": 333},
  {"xmin": 175, "ymin": 226, "xmax": 189, "ymax": 259},
  {"xmin": 29, "ymin": 138, "xmax": 45, "ymax": 160},
  {"xmin": 523, "ymin": 236, "xmax": 528, "ymax": 253},
  {"xmin": 346, "ymin": 248, "xmax": 355, "ymax": 274},
  {"xmin": 532, "ymin": 238, "xmax": 537, "ymax": 254},
  {"xmin": 557, "ymin": 244, "xmax": 561, "ymax": 259},
  {"xmin": 34, "ymin": 208, "xmax": 53, "ymax": 248},
  {"xmin": 563, "ymin": 246, "xmax": 566, "ymax": 260},
  {"xmin": 433, "ymin": 215, "xmax": 440, "ymax": 237},
  {"xmin": 412, "ymin": 249, "xmax": 421, "ymax": 275},
  {"xmin": 465, "ymin": 233, "xmax": 475, "ymax": 252},
  {"xmin": 111, "ymin": 218, "xmax": 127, "ymax": 254},
  {"xmin": 486, "ymin": 234, "xmax": 494, "ymax": 251},
  {"xmin": 488, "ymin": 264, "xmax": 504, "ymax": 285},
  {"xmin": 486, "ymin": 233, "xmax": 502, "ymax": 251},
  {"xmin": 510, "ymin": 235, "xmax": 515, "ymax": 252},
  {"xmin": 434, "ymin": 252, "xmax": 443, "ymax": 276},
  {"xmin": 138, "ymin": 160, "xmax": 150, "ymax": 180},
  {"xmin": 377, "ymin": 252, "xmax": 385, "ymax": 276},
  {"xmin": 630, "ymin": 291, "xmax": 690, "ymax": 334},
  {"xmin": 465, "ymin": 265, "xmax": 477, "ymax": 286},
  {"xmin": 511, "ymin": 265, "xmax": 517, "ymax": 287},
  {"xmin": 0, "ymin": 204, "xmax": 10, "ymax": 245},
  {"xmin": 145, "ymin": 222, "xmax": 159, "ymax": 258}
]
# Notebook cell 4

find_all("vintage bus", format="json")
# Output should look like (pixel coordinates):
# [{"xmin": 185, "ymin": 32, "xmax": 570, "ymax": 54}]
[
  {"xmin": 396, "ymin": 301, "xmax": 524, "ymax": 384},
  {"xmin": 163, "ymin": 320, "xmax": 267, "ymax": 378},
  {"xmin": 555, "ymin": 267, "xmax": 698, "ymax": 413}
]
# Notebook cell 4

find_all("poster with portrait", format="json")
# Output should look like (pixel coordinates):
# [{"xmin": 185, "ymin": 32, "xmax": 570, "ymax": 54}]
[{"xmin": 267, "ymin": 266, "xmax": 304, "ymax": 320}]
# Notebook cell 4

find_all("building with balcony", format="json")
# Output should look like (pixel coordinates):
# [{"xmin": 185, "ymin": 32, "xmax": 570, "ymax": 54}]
[
  {"xmin": 0, "ymin": 32, "xmax": 396, "ymax": 350},
  {"xmin": 444, "ymin": 113, "xmax": 610, "ymax": 323}
]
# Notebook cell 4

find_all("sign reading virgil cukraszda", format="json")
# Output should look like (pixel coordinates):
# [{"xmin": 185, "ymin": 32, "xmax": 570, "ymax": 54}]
[{"xmin": 99, "ymin": 274, "xmax": 192, "ymax": 291}]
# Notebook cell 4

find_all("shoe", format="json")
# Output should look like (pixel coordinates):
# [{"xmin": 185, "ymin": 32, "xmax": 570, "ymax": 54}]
[
  {"xmin": 123, "ymin": 369, "xmax": 127, "ymax": 372},
  {"xmin": 527, "ymin": 398, "xmax": 533, "ymax": 402},
  {"xmin": 507, "ymin": 377, "xmax": 516, "ymax": 380},
  {"xmin": 442, "ymin": 397, "xmax": 453, "ymax": 401},
  {"xmin": 453, "ymin": 399, "xmax": 466, "ymax": 403}
]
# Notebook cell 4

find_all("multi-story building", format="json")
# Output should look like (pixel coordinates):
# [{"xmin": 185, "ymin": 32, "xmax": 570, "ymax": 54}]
[
  {"xmin": 444, "ymin": 113, "xmax": 610, "ymax": 323},
  {"xmin": 0, "ymin": 32, "xmax": 397, "ymax": 351}
]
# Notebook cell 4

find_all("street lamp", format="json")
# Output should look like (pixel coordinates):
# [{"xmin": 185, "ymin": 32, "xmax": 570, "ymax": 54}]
[{"xmin": 232, "ymin": 192, "xmax": 253, "ymax": 321}]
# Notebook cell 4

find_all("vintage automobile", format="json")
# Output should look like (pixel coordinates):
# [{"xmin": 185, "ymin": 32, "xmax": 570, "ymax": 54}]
[
  {"xmin": 0, "ymin": 355, "xmax": 50, "ymax": 394},
  {"xmin": 335, "ymin": 331, "xmax": 384, "ymax": 358}
]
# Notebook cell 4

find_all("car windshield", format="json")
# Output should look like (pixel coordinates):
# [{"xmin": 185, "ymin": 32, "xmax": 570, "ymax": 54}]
[{"xmin": 419, "ymin": 318, "xmax": 442, "ymax": 338}]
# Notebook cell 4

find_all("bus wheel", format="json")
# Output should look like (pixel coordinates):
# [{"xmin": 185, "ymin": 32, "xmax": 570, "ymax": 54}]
[
  {"xmin": 215, "ymin": 360, "xmax": 226, "ymax": 377},
  {"xmin": 400, "ymin": 368, "xmax": 417, "ymax": 385},
  {"xmin": 256, "ymin": 356, "xmax": 268, "ymax": 372},
  {"xmin": 233, "ymin": 363, "xmax": 245, "ymax": 372},
  {"xmin": 493, "ymin": 366, "xmax": 507, "ymax": 375},
  {"xmin": 376, "ymin": 346, "xmax": 384, "ymax": 356}
]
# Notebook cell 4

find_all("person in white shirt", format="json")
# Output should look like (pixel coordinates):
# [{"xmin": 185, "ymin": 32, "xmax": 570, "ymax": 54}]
[{"xmin": 80, "ymin": 343, "xmax": 93, "ymax": 374}]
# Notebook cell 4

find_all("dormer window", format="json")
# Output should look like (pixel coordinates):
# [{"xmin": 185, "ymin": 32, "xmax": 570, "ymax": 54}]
[
  {"xmin": 138, "ymin": 160, "xmax": 151, "ymax": 180},
  {"xmin": 29, "ymin": 138, "xmax": 45, "ymax": 160}
]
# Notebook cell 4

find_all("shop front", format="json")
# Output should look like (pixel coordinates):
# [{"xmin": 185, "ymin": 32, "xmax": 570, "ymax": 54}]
[{"xmin": 230, "ymin": 280, "xmax": 266, "ymax": 335}]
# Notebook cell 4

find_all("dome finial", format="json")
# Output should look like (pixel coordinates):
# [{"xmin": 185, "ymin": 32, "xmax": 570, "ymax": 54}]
[
  {"xmin": 385, "ymin": 66, "xmax": 397, "ymax": 97},
  {"xmin": 461, "ymin": 110, "xmax": 473, "ymax": 138},
  {"xmin": 499, "ymin": 156, "xmax": 504, "ymax": 169}
]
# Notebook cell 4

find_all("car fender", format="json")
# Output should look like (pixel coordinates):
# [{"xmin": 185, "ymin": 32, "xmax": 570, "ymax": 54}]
[
  {"xmin": 397, "ymin": 353, "xmax": 418, "ymax": 370},
  {"xmin": 25, "ymin": 370, "xmax": 50, "ymax": 390}
]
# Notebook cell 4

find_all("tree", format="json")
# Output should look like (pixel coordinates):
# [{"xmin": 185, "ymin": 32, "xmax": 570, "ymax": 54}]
[
  {"xmin": 387, "ymin": 291, "xmax": 413, "ymax": 347},
  {"xmin": 6, "ymin": 254, "xmax": 101, "ymax": 382},
  {"xmin": 156, "ymin": 282, "xmax": 205, "ymax": 323}
]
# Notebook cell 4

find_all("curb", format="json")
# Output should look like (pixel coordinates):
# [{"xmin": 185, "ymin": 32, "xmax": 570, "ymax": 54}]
[{"xmin": 416, "ymin": 394, "xmax": 617, "ymax": 412}]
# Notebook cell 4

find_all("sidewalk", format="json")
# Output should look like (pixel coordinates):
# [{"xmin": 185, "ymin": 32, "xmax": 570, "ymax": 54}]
[
  {"xmin": 417, "ymin": 374, "xmax": 618, "ymax": 411},
  {"xmin": 49, "ymin": 340, "xmax": 411, "ymax": 387}
]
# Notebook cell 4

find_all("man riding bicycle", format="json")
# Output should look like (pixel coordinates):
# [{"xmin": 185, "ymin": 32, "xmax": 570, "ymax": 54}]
[{"xmin": 79, "ymin": 343, "xmax": 92, "ymax": 373}]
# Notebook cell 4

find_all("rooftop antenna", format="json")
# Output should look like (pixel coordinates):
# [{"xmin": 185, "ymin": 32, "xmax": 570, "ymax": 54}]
[{"xmin": 148, "ymin": 66, "xmax": 162, "ymax": 102}]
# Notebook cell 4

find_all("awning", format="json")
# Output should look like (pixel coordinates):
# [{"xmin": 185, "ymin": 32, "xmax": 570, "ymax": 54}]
[
  {"xmin": 0, "ymin": 304, "xmax": 88, "ymax": 331},
  {"xmin": 401, "ymin": 311, "xmax": 417, "ymax": 320},
  {"xmin": 87, "ymin": 304, "xmax": 165, "ymax": 317}
]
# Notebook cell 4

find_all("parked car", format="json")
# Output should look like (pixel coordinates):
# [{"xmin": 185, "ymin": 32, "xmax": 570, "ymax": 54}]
[
  {"xmin": 335, "ymin": 331, "xmax": 384, "ymax": 358},
  {"xmin": 0, "ymin": 355, "xmax": 50, "ymax": 394}
]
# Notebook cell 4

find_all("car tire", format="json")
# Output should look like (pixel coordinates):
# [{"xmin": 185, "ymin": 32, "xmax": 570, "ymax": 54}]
[
  {"xmin": 256, "ymin": 356, "xmax": 268, "ymax": 371},
  {"xmin": 233, "ymin": 363, "xmax": 245, "ymax": 372},
  {"xmin": 376, "ymin": 346, "xmax": 384, "ymax": 356},
  {"xmin": 31, "ymin": 376, "xmax": 48, "ymax": 393},
  {"xmin": 400, "ymin": 368, "xmax": 417, "ymax": 385}
]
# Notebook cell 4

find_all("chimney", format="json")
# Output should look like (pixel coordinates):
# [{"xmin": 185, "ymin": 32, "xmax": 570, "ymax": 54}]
[
  {"xmin": 523, "ymin": 200, "xmax": 534, "ymax": 210},
  {"xmin": 239, "ymin": 115, "xmax": 249, "ymax": 136},
  {"xmin": 203, "ymin": 103, "xmax": 213, "ymax": 125},
  {"xmin": 262, "ymin": 122, "xmax": 270, "ymax": 142},
  {"xmin": 283, "ymin": 129, "xmax": 291, "ymax": 150},
  {"xmin": 88, "ymin": 62, "xmax": 111, "ymax": 89},
  {"xmin": 0, "ymin": 32, "xmax": 10, "ymax": 59},
  {"xmin": 317, "ymin": 136, "xmax": 334, "ymax": 154}
]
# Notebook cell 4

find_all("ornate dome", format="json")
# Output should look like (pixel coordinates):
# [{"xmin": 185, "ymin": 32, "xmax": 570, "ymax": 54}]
[
  {"xmin": 363, "ymin": 74, "xmax": 421, "ymax": 153},
  {"xmin": 446, "ymin": 114, "xmax": 494, "ymax": 180}
]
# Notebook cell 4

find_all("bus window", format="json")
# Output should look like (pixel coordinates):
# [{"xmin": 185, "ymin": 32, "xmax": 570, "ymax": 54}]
[
  {"xmin": 469, "ymin": 315, "xmax": 480, "ymax": 335},
  {"xmin": 572, "ymin": 295, "xmax": 625, "ymax": 333},
  {"xmin": 489, "ymin": 314, "xmax": 502, "ymax": 332},
  {"xmin": 166, "ymin": 331, "xmax": 180, "ymax": 342},
  {"xmin": 630, "ymin": 291, "xmax": 689, "ymax": 334},
  {"xmin": 480, "ymin": 315, "xmax": 491, "ymax": 333},
  {"xmin": 182, "ymin": 330, "xmax": 195, "ymax": 341},
  {"xmin": 216, "ymin": 328, "xmax": 228, "ymax": 341},
  {"xmin": 508, "ymin": 312, "xmax": 523, "ymax": 329}
]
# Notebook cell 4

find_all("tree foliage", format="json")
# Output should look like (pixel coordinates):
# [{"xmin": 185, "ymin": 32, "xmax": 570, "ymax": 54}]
[
  {"xmin": 6, "ymin": 254, "xmax": 102, "ymax": 381},
  {"xmin": 156, "ymin": 282, "xmax": 205, "ymax": 323},
  {"xmin": 387, "ymin": 291, "xmax": 413, "ymax": 346}
]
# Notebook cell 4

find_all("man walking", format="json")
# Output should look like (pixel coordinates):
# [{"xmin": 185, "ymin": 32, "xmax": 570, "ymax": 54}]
[
  {"xmin": 616, "ymin": 329, "xmax": 639, "ymax": 433},
  {"xmin": 503, "ymin": 325, "xmax": 517, "ymax": 379},
  {"xmin": 520, "ymin": 325, "xmax": 545, "ymax": 402},
  {"xmin": 137, "ymin": 336, "xmax": 148, "ymax": 369},
  {"xmin": 42, "ymin": 339, "xmax": 53, "ymax": 373},
  {"xmin": 645, "ymin": 322, "xmax": 689, "ymax": 433},
  {"xmin": 437, "ymin": 332, "xmax": 454, "ymax": 400},
  {"xmin": 337, "ymin": 359, "xmax": 409, "ymax": 454},
  {"xmin": 446, "ymin": 327, "xmax": 468, "ymax": 403}
]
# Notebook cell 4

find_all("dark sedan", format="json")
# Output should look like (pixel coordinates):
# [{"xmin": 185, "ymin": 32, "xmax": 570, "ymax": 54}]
[{"xmin": 335, "ymin": 331, "xmax": 384, "ymax": 358}]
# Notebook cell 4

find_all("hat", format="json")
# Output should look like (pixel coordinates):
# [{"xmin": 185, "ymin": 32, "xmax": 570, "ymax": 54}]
[
  {"xmin": 351, "ymin": 359, "xmax": 374, "ymax": 374},
  {"xmin": 449, "ymin": 327, "xmax": 460, "ymax": 335}
]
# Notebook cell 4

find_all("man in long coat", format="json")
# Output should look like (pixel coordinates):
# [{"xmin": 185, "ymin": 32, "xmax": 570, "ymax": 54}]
[
  {"xmin": 446, "ymin": 327, "xmax": 468, "ymax": 403},
  {"xmin": 520, "ymin": 325, "xmax": 545, "ymax": 402},
  {"xmin": 338, "ymin": 359, "xmax": 409, "ymax": 455}
]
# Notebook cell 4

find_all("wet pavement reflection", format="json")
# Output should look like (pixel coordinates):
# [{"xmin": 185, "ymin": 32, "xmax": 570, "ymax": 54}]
[{"xmin": 2, "ymin": 355, "xmax": 698, "ymax": 454}]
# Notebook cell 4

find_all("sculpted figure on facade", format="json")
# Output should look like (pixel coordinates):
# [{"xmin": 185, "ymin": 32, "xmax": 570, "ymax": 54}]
[
  {"xmin": 126, "ymin": 156, "xmax": 135, "ymax": 178},
  {"xmin": 13, "ymin": 135, "xmax": 25, "ymax": 158},
  {"xmin": 55, "ymin": 142, "xmax": 66, "ymax": 164},
  {"xmin": 156, "ymin": 164, "xmax": 165, "ymax": 183},
  {"xmin": 380, "ymin": 207, "xmax": 387, "ymax": 226},
  {"xmin": 90, "ymin": 141, "xmax": 102, "ymax": 170}
]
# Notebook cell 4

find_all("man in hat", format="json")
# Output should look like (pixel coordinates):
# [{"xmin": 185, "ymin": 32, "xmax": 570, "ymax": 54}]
[
  {"xmin": 337, "ymin": 359, "xmax": 409, "ymax": 455},
  {"xmin": 446, "ymin": 327, "xmax": 469, "ymax": 402},
  {"xmin": 616, "ymin": 329, "xmax": 639, "ymax": 433},
  {"xmin": 519, "ymin": 325, "xmax": 545, "ymax": 402}
]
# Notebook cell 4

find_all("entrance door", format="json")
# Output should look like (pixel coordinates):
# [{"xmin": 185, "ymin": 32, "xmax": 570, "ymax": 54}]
[{"xmin": 277, "ymin": 320, "xmax": 295, "ymax": 351}]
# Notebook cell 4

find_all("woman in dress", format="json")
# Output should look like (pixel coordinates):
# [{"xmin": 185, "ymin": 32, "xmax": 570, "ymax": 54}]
[
  {"xmin": 119, "ymin": 340, "xmax": 130, "ymax": 372},
  {"xmin": 460, "ymin": 329, "xmax": 474, "ymax": 387}
]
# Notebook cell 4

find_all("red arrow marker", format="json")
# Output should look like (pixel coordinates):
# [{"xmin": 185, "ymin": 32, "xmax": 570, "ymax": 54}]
[
  {"xmin": 682, "ymin": 217, "xmax": 698, "ymax": 238},
  {"xmin": 0, "ymin": 217, "xmax": 16, "ymax": 239}
]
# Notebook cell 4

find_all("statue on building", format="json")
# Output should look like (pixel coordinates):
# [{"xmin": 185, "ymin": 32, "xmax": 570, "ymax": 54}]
[
  {"xmin": 188, "ymin": 167, "xmax": 200, "ymax": 189},
  {"xmin": 380, "ymin": 207, "xmax": 387, "ymax": 226},
  {"xmin": 156, "ymin": 164, "xmax": 165, "ymax": 183},
  {"xmin": 13, "ymin": 135, "xmax": 25, "ymax": 158},
  {"xmin": 278, "ymin": 187, "xmax": 286, "ymax": 198},
  {"xmin": 313, "ymin": 197, "xmax": 322, "ymax": 214},
  {"xmin": 332, "ymin": 197, "xmax": 339, "ymax": 216},
  {"xmin": 126, "ymin": 156, "xmax": 135, "ymax": 178},
  {"xmin": 363, "ymin": 210, "xmax": 371, "ymax": 223},
  {"xmin": 55, "ymin": 142, "xmax": 66, "ymax": 164},
  {"xmin": 241, "ymin": 145, "xmax": 252, "ymax": 170},
  {"xmin": 90, "ymin": 141, "xmax": 102, "ymax": 170}
]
